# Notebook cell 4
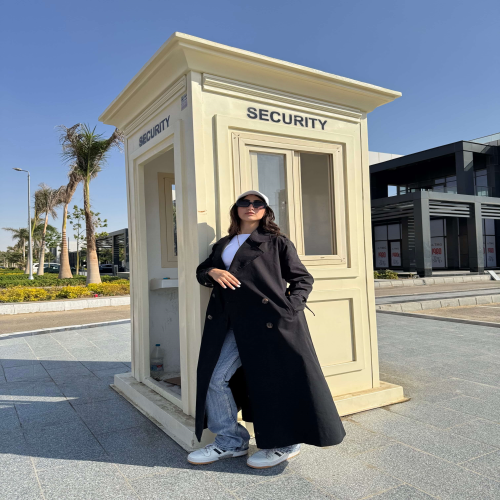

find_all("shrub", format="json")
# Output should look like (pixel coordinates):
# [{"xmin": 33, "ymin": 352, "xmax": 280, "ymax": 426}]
[
  {"xmin": 0, "ymin": 274, "xmax": 127, "ymax": 289},
  {"xmin": 0, "ymin": 281, "xmax": 129, "ymax": 303},
  {"xmin": 374, "ymin": 269, "xmax": 399, "ymax": 280}
]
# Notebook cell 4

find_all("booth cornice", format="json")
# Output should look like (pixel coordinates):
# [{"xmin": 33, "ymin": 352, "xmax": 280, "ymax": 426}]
[{"xmin": 99, "ymin": 33, "xmax": 401, "ymax": 128}]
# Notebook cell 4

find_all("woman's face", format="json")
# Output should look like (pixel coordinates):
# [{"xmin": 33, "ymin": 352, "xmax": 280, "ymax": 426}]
[{"xmin": 237, "ymin": 195, "xmax": 267, "ymax": 223}]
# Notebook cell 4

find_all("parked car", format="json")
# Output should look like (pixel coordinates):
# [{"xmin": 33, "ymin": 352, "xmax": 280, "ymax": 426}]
[
  {"xmin": 99, "ymin": 264, "xmax": 125, "ymax": 274},
  {"xmin": 33, "ymin": 263, "xmax": 60, "ymax": 273}
]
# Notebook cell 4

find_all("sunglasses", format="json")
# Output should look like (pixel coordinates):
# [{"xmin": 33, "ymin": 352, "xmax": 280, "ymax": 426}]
[{"xmin": 236, "ymin": 199, "xmax": 267, "ymax": 209}]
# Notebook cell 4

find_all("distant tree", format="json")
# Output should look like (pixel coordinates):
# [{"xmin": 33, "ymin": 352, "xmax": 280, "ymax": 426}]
[
  {"xmin": 2, "ymin": 227, "xmax": 29, "ymax": 265},
  {"xmin": 34, "ymin": 184, "xmax": 63, "ymax": 275},
  {"xmin": 45, "ymin": 227, "xmax": 62, "ymax": 267},
  {"xmin": 59, "ymin": 123, "xmax": 122, "ymax": 284},
  {"xmin": 68, "ymin": 205, "xmax": 107, "ymax": 275},
  {"xmin": 58, "ymin": 163, "xmax": 82, "ymax": 279}
]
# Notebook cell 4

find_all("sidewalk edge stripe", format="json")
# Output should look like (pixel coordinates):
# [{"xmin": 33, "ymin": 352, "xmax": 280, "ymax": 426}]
[{"xmin": 0, "ymin": 319, "xmax": 131, "ymax": 338}]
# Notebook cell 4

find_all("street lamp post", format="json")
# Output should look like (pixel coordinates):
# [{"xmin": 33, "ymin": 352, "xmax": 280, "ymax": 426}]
[{"xmin": 13, "ymin": 168, "xmax": 34, "ymax": 280}]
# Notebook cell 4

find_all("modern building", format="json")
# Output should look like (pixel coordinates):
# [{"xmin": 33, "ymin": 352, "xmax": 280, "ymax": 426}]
[{"xmin": 370, "ymin": 133, "xmax": 500, "ymax": 276}]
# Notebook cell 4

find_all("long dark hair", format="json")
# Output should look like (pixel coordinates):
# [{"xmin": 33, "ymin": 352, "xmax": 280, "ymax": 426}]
[{"xmin": 228, "ymin": 197, "xmax": 282, "ymax": 237}]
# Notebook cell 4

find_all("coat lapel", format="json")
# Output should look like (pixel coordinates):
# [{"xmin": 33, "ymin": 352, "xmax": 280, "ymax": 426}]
[
  {"xmin": 212, "ymin": 235, "xmax": 231, "ymax": 270},
  {"xmin": 228, "ymin": 227, "xmax": 271, "ymax": 275}
]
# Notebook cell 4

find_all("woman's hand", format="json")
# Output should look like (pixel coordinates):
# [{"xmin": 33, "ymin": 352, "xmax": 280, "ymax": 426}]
[{"xmin": 208, "ymin": 269, "xmax": 241, "ymax": 290}]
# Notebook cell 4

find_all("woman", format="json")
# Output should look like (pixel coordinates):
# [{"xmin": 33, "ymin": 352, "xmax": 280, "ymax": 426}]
[{"xmin": 188, "ymin": 190, "xmax": 346, "ymax": 469}]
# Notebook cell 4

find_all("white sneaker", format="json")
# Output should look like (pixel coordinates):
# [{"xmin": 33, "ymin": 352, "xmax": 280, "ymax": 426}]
[
  {"xmin": 187, "ymin": 443, "xmax": 248, "ymax": 465},
  {"xmin": 247, "ymin": 444, "xmax": 301, "ymax": 469}
]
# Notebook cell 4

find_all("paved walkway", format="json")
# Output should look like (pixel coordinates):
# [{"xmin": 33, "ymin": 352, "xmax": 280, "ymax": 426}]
[{"xmin": 1, "ymin": 317, "xmax": 500, "ymax": 499}]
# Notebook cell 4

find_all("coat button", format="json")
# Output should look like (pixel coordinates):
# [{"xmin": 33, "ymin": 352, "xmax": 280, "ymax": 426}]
[
  {"xmin": 207, "ymin": 315, "xmax": 213, "ymax": 320},
  {"xmin": 262, "ymin": 298, "xmax": 269, "ymax": 304},
  {"xmin": 212, "ymin": 293, "xmax": 216, "ymax": 298},
  {"xmin": 266, "ymin": 322, "xmax": 273, "ymax": 328}
]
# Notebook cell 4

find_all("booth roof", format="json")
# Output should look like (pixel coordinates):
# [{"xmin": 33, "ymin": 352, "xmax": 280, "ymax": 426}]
[{"xmin": 99, "ymin": 32, "xmax": 401, "ymax": 129}]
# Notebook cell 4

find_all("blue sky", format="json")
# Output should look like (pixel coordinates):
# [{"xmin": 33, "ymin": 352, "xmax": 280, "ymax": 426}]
[{"xmin": 1, "ymin": 0, "xmax": 499, "ymax": 250}]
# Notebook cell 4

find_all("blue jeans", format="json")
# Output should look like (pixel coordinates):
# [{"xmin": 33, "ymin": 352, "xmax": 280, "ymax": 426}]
[
  {"xmin": 206, "ymin": 328, "xmax": 300, "ymax": 454},
  {"xmin": 205, "ymin": 329, "xmax": 250, "ymax": 451}
]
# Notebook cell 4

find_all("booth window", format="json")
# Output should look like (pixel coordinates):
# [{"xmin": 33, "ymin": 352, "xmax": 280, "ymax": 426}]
[
  {"xmin": 237, "ymin": 133, "xmax": 346, "ymax": 266},
  {"xmin": 158, "ymin": 173, "xmax": 178, "ymax": 267}
]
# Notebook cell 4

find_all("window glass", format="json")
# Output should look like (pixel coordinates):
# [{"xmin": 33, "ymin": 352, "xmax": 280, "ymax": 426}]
[
  {"xmin": 387, "ymin": 223, "xmax": 401, "ymax": 240},
  {"xmin": 374, "ymin": 225, "xmax": 388, "ymax": 241},
  {"xmin": 251, "ymin": 152, "xmax": 288, "ymax": 236},
  {"xmin": 430, "ymin": 219, "xmax": 445, "ymax": 237},
  {"xmin": 299, "ymin": 153, "xmax": 334, "ymax": 255},
  {"xmin": 399, "ymin": 186, "xmax": 406, "ymax": 195},
  {"xmin": 388, "ymin": 185, "xmax": 397, "ymax": 197},
  {"xmin": 484, "ymin": 218, "xmax": 495, "ymax": 235}
]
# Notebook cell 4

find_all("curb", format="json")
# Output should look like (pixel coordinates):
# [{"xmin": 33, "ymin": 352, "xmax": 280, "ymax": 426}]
[
  {"xmin": 376, "ymin": 294, "xmax": 500, "ymax": 312},
  {"xmin": 0, "ymin": 296, "xmax": 130, "ymax": 315},
  {"xmin": 0, "ymin": 319, "xmax": 131, "ymax": 339},
  {"xmin": 374, "ymin": 275, "xmax": 491, "ymax": 288},
  {"xmin": 377, "ymin": 309, "xmax": 500, "ymax": 329}
]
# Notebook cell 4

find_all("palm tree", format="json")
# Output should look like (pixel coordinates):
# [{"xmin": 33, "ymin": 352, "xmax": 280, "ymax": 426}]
[
  {"xmin": 35, "ymin": 184, "xmax": 63, "ymax": 276},
  {"xmin": 59, "ymin": 124, "xmax": 123, "ymax": 284},
  {"xmin": 58, "ymin": 168, "xmax": 82, "ymax": 278},
  {"xmin": 2, "ymin": 227, "xmax": 29, "ymax": 266}
]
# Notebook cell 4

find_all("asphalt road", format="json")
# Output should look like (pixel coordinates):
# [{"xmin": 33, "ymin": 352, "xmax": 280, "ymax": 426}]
[{"xmin": 0, "ymin": 305, "xmax": 130, "ymax": 335}]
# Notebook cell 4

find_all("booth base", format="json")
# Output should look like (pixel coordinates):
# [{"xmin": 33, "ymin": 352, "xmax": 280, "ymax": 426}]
[
  {"xmin": 112, "ymin": 372, "xmax": 215, "ymax": 452},
  {"xmin": 114, "ymin": 373, "xmax": 406, "ymax": 450},
  {"xmin": 335, "ymin": 381, "xmax": 409, "ymax": 417}
]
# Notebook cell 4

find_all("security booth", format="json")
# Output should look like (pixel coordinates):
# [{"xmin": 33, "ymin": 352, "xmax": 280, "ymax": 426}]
[{"xmin": 99, "ymin": 33, "xmax": 406, "ymax": 451}]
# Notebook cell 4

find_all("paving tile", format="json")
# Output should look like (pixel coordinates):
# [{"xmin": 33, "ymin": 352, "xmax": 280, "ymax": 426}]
[
  {"xmin": 449, "ymin": 418, "xmax": 500, "ymax": 447},
  {"xmin": 97, "ymin": 424, "xmax": 187, "ymax": 479},
  {"xmin": 67, "ymin": 347, "xmax": 114, "ymax": 361},
  {"xmin": 236, "ymin": 474, "xmax": 332, "ymax": 499},
  {"xmin": 460, "ymin": 450, "xmax": 500, "ymax": 480},
  {"xmin": 3, "ymin": 379, "xmax": 65, "ymax": 402},
  {"xmin": 24, "ymin": 419, "xmax": 109, "ymax": 470},
  {"xmin": 0, "ymin": 455, "xmax": 44, "ymax": 500},
  {"xmin": 4, "ymin": 363, "xmax": 49, "ymax": 382},
  {"xmin": 73, "ymin": 398, "xmax": 151, "ymax": 435},
  {"xmin": 0, "ymin": 336, "xmax": 30, "ymax": 347},
  {"xmin": 16, "ymin": 399, "xmax": 81, "ymax": 429},
  {"xmin": 359, "ymin": 442, "xmax": 500, "ymax": 499},
  {"xmin": 367, "ymin": 484, "xmax": 438, "ymax": 499},
  {"xmin": 334, "ymin": 420, "xmax": 395, "ymax": 457},
  {"xmin": 30, "ymin": 346, "xmax": 71, "ymax": 358},
  {"xmin": 130, "ymin": 468, "xmax": 234, "ymax": 500},
  {"xmin": 438, "ymin": 396, "xmax": 500, "ymax": 423},
  {"xmin": 386, "ymin": 399, "xmax": 477, "ymax": 429},
  {"xmin": 0, "ymin": 403, "xmax": 22, "ymax": 432},
  {"xmin": 45, "ymin": 362, "xmax": 94, "ymax": 383},
  {"xmin": 287, "ymin": 444, "xmax": 402, "ymax": 500},
  {"xmin": 200, "ymin": 443, "xmax": 292, "ymax": 491},
  {"xmin": 350, "ymin": 407, "xmax": 496, "ymax": 463},
  {"xmin": 37, "ymin": 460, "xmax": 139, "ymax": 499},
  {"xmin": 1, "ymin": 353, "xmax": 41, "ymax": 369},
  {"xmin": 39, "ymin": 356, "xmax": 79, "ymax": 370},
  {"xmin": 80, "ymin": 359, "xmax": 129, "ymax": 372},
  {"xmin": 57, "ymin": 377, "xmax": 123, "ymax": 405},
  {"xmin": 92, "ymin": 366, "xmax": 130, "ymax": 384}
]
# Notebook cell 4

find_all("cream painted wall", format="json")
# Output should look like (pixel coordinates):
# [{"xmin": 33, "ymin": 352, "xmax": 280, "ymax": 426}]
[{"xmin": 144, "ymin": 149, "xmax": 180, "ymax": 373}]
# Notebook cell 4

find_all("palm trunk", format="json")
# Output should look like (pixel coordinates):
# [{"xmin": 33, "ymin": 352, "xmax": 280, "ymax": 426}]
[
  {"xmin": 37, "ymin": 215, "xmax": 49, "ymax": 276},
  {"xmin": 84, "ymin": 177, "xmax": 101, "ymax": 284},
  {"xmin": 59, "ymin": 203, "xmax": 73, "ymax": 279}
]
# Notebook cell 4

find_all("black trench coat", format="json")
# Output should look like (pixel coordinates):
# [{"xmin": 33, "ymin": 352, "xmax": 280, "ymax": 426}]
[{"xmin": 195, "ymin": 226, "xmax": 346, "ymax": 449}]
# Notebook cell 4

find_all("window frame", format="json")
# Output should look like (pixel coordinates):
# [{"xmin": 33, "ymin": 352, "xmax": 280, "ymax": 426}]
[{"xmin": 234, "ymin": 132, "xmax": 346, "ymax": 266}]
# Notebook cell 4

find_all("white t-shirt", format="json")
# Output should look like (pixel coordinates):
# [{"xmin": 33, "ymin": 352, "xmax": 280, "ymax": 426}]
[{"xmin": 222, "ymin": 233, "xmax": 251, "ymax": 270}]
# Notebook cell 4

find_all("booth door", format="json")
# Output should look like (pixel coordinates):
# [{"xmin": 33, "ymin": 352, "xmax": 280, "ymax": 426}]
[{"xmin": 234, "ymin": 132, "xmax": 371, "ymax": 396}]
